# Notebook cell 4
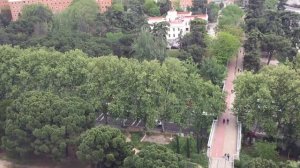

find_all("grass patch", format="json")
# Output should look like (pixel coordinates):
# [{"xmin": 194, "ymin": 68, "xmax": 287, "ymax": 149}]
[
  {"xmin": 129, "ymin": 132, "xmax": 152, "ymax": 150},
  {"xmin": 190, "ymin": 153, "xmax": 208, "ymax": 168},
  {"xmin": 131, "ymin": 132, "xmax": 143, "ymax": 144}
]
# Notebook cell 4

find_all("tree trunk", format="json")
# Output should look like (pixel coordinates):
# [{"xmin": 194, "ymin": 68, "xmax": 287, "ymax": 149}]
[
  {"xmin": 176, "ymin": 135, "xmax": 180, "ymax": 154},
  {"xmin": 104, "ymin": 112, "xmax": 108, "ymax": 125},
  {"xmin": 196, "ymin": 133, "xmax": 200, "ymax": 154},
  {"xmin": 65, "ymin": 128, "xmax": 69, "ymax": 157},
  {"xmin": 186, "ymin": 137, "xmax": 190, "ymax": 158},
  {"xmin": 267, "ymin": 51, "xmax": 273, "ymax": 65},
  {"xmin": 65, "ymin": 144, "xmax": 68, "ymax": 158}
]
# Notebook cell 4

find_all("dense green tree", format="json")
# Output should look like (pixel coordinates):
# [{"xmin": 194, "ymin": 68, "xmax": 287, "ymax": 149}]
[
  {"xmin": 264, "ymin": 0, "xmax": 279, "ymax": 10},
  {"xmin": 169, "ymin": 136, "xmax": 197, "ymax": 155},
  {"xmin": 180, "ymin": 19, "xmax": 207, "ymax": 64},
  {"xmin": 144, "ymin": 0, "xmax": 160, "ymax": 16},
  {"xmin": 279, "ymin": 161, "xmax": 300, "ymax": 168},
  {"xmin": 18, "ymin": 4, "xmax": 53, "ymax": 36},
  {"xmin": 243, "ymin": 51, "xmax": 261, "ymax": 72},
  {"xmin": 246, "ymin": 158, "xmax": 278, "ymax": 168},
  {"xmin": 0, "ymin": 46, "xmax": 224, "ymax": 141},
  {"xmin": 247, "ymin": 0, "xmax": 266, "ymax": 18},
  {"xmin": 262, "ymin": 34, "xmax": 296, "ymax": 64},
  {"xmin": 279, "ymin": 11, "xmax": 300, "ymax": 47},
  {"xmin": 253, "ymin": 141, "xmax": 278, "ymax": 160},
  {"xmin": 123, "ymin": 145, "xmax": 184, "ymax": 168},
  {"xmin": 112, "ymin": 2, "xmax": 125, "ymax": 12},
  {"xmin": 112, "ymin": 34, "xmax": 135, "ymax": 57},
  {"xmin": 0, "ymin": 8, "xmax": 12, "ymax": 28},
  {"xmin": 151, "ymin": 21, "xmax": 169, "ymax": 39},
  {"xmin": 2, "ymin": 91, "xmax": 94, "ymax": 159},
  {"xmin": 293, "ymin": 53, "xmax": 300, "ymax": 70},
  {"xmin": 124, "ymin": 0, "xmax": 147, "ymax": 33},
  {"xmin": 234, "ymin": 65, "xmax": 300, "ymax": 155},
  {"xmin": 218, "ymin": 5, "xmax": 244, "ymax": 29},
  {"xmin": 53, "ymin": 0, "xmax": 99, "ymax": 33},
  {"xmin": 192, "ymin": 0, "xmax": 207, "ymax": 14},
  {"xmin": 158, "ymin": 0, "xmax": 172, "ymax": 15},
  {"xmin": 0, "ymin": 99, "xmax": 11, "ymax": 147},
  {"xmin": 133, "ymin": 28, "xmax": 167, "ymax": 62},
  {"xmin": 40, "ymin": 31, "xmax": 112, "ymax": 56},
  {"xmin": 209, "ymin": 31, "xmax": 240, "ymax": 65},
  {"xmin": 0, "ymin": 46, "xmax": 21, "ymax": 99},
  {"xmin": 220, "ymin": 25, "xmax": 244, "ymax": 42},
  {"xmin": 207, "ymin": 2, "xmax": 220, "ymax": 23},
  {"xmin": 200, "ymin": 57, "xmax": 226, "ymax": 86},
  {"xmin": 243, "ymin": 29, "xmax": 261, "ymax": 72},
  {"xmin": 77, "ymin": 126, "xmax": 132, "ymax": 168}
]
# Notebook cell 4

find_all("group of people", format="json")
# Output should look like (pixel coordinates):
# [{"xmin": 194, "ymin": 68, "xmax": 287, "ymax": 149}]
[
  {"xmin": 223, "ymin": 118, "xmax": 229, "ymax": 124},
  {"xmin": 224, "ymin": 153, "xmax": 230, "ymax": 161}
]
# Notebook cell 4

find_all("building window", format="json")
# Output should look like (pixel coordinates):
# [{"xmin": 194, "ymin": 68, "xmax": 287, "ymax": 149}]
[
  {"xmin": 169, "ymin": 34, "xmax": 170, "ymax": 37},
  {"xmin": 173, "ymin": 28, "xmax": 175, "ymax": 31},
  {"xmin": 173, "ymin": 34, "xmax": 175, "ymax": 37}
]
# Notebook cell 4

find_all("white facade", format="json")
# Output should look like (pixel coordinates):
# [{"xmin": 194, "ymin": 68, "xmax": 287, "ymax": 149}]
[{"xmin": 148, "ymin": 10, "xmax": 208, "ymax": 47}]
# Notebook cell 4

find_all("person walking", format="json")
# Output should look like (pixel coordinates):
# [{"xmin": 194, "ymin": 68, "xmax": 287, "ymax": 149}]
[
  {"xmin": 223, "ymin": 119, "xmax": 225, "ymax": 124},
  {"xmin": 227, "ymin": 118, "xmax": 229, "ymax": 124}
]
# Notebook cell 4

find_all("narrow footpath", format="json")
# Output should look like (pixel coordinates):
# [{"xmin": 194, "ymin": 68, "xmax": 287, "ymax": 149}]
[{"xmin": 209, "ymin": 47, "xmax": 244, "ymax": 168}]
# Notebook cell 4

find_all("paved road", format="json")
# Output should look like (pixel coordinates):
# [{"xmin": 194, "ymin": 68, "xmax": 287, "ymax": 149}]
[{"xmin": 209, "ymin": 48, "xmax": 244, "ymax": 167}]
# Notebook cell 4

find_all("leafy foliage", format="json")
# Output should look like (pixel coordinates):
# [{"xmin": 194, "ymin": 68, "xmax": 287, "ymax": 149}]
[
  {"xmin": 77, "ymin": 126, "xmax": 132, "ymax": 168},
  {"xmin": 245, "ymin": 158, "xmax": 278, "ymax": 168},
  {"xmin": 123, "ymin": 145, "xmax": 184, "ymax": 168},
  {"xmin": 2, "ymin": 91, "xmax": 94, "ymax": 159},
  {"xmin": 207, "ymin": 2, "xmax": 220, "ymax": 23},
  {"xmin": 234, "ymin": 65, "xmax": 300, "ymax": 154},
  {"xmin": 133, "ymin": 28, "xmax": 167, "ymax": 62},
  {"xmin": 244, "ymin": 0, "xmax": 300, "ymax": 70},
  {"xmin": 144, "ymin": 0, "xmax": 160, "ymax": 16},
  {"xmin": 253, "ymin": 141, "xmax": 278, "ymax": 160},
  {"xmin": 218, "ymin": 5, "xmax": 244, "ymax": 29},
  {"xmin": 209, "ymin": 31, "xmax": 240, "ymax": 64},
  {"xmin": 180, "ymin": 19, "xmax": 207, "ymax": 64},
  {"xmin": 200, "ymin": 57, "xmax": 226, "ymax": 86}
]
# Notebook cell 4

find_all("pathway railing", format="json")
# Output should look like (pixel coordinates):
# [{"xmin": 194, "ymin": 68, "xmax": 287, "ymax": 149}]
[
  {"xmin": 209, "ymin": 157, "xmax": 234, "ymax": 168},
  {"xmin": 207, "ymin": 119, "xmax": 218, "ymax": 157},
  {"xmin": 236, "ymin": 120, "xmax": 242, "ymax": 160}
]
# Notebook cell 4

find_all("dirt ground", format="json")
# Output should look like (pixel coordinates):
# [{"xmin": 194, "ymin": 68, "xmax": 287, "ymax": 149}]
[
  {"xmin": 260, "ymin": 58, "xmax": 279, "ymax": 65},
  {"xmin": 0, "ymin": 159, "xmax": 12, "ymax": 168},
  {"xmin": 0, "ymin": 155, "xmax": 87, "ymax": 168},
  {"xmin": 141, "ymin": 134, "xmax": 173, "ymax": 144}
]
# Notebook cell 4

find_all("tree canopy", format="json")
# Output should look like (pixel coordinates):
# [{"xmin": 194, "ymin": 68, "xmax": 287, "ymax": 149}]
[
  {"xmin": 123, "ymin": 145, "xmax": 184, "ymax": 168},
  {"xmin": 245, "ymin": 158, "xmax": 278, "ymax": 168},
  {"xmin": 77, "ymin": 126, "xmax": 132, "ymax": 168},
  {"xmin": 2, "ymin": 91, "xmax": 94, "ymax": 159},
  {"xmin": 209, "ymin": 31, "xmax": 240, "ymax": 64},
  {"xmin": 234, "ymin": 65, "xmax": 300, "ymax": 153}
]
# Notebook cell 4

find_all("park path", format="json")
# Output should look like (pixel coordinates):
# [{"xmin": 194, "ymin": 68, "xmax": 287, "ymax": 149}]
[{"xmin": 208, "ymin": 47, "xmax": 244, "ymax": 168}]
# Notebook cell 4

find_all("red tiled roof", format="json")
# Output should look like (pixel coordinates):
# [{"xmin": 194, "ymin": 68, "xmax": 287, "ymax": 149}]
[
  {"xmin": 148, "ymin": 16, "xmax": 164, "ymax": 21},
  {"xmin": 177, "ymin": 11, "xmax": 190, "ymax": 14}
]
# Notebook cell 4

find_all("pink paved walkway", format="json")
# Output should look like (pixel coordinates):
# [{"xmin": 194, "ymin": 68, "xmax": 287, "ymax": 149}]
[{"xmin": 210, "ymin": 48, "xmax": 244, "ymax": 161}]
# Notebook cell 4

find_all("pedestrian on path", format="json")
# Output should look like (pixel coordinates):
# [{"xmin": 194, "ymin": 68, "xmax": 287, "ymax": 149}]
[
  {"xmin": 223, "ymin": 119, "xmax": 225, "ymax": 124},
  {"xmin": 227, "ymin": 119, "xmax": 229, "ymax": 124},
  {"xmin": 227, "ymin": 154, "xmax": 230, "ymax": 160}
]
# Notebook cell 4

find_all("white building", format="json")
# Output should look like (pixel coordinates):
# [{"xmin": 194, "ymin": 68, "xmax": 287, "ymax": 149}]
[{"xmin": 148, "ymin": 10, "xmax": 208, "ymax": 48}]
